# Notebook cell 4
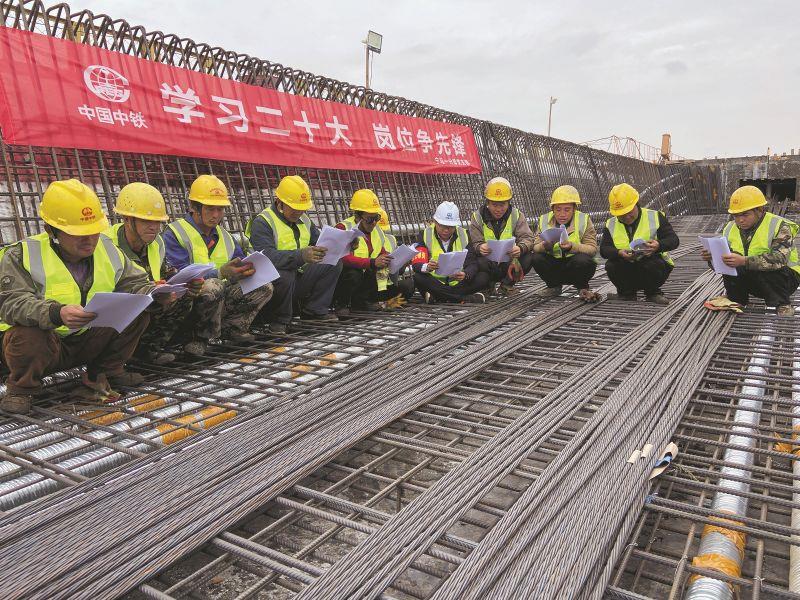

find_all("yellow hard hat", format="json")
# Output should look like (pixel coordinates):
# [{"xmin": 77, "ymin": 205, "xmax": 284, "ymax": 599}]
[
  {"xmin": 188, "ymin": 174, "xmax": 231, "ymax": 207},
  {"xmin": 728, "ymin": 185, "xmax": 767, "ymax": 214},
  {"xmin": 608, "ymin": 183, "xmax": 640, "ymax": 216},
  {"xmin": 115, "ymin": 182, "xmax": 169, "ymax": 222},
  {"xmin": 350, "ymin": 189, "xmax": 381, "ymax": 213},
  {"xmin": 378, "ymin": 208, "xmax": 390, "ymax": 231},
  {"xmin": 39, "ymin": 179, "xmax": 109, "ymax": 236},
  {"xmin": 484, "ymin": 177, "xmax": 512, "ymax": 201},
  {"xmin": 551, "ymin": 185, "xmax": 581, "ymax": 206},
  {"xmin": 275, "ymin": 175, "xmax": 312, "ymax": 210}
]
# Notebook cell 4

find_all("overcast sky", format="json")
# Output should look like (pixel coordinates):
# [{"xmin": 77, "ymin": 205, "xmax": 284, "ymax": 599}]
[{"xmin": 78, "ymin": 0, "xmax": 800, "ymax": 160}]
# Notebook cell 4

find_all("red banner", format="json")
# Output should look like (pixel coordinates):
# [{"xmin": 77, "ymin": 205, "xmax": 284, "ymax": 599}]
[{"xmin": 0, "ymin": 27, "xmax": 481, "ymax": 175}]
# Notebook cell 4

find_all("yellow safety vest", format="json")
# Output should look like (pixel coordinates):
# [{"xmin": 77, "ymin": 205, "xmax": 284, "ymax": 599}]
[
  {"xmin": 0, "ymin": 232, "xmax": 124, "ymax": 336},
  {"xmin": 472, "ymin": 207, "xmax": 520, "ymax": 241},
  {"xmin": 104, "ymin": 223, "xmax": 165, "ymax": 281},
  {"xmin": 537, "ymin": 211, "xmax": 589, "ymax": 258},
  {"xmin": 724, "ymin": 212, "xmax": 800, "ymax": 275},
  {"xmin": 423, "ymin": 225, "xmax": 468, "ymax": 286},
  {"xmin": 167, "ymin": 218, "xmax": 235, "ymax": 269},
  {"xmin": 605, "ymin": 208, "xmax": 674, "ymax": 266},
  {"xmin": 341, "ymin": 221, "xmax": 392, "ymax": 291},
  {"xmin": 341, "ymin": 216, "xmax": 357, "ymax": 229},
  {"xmin": 246, "ymin": 206, "xmax": 311, "ymax": 250}
]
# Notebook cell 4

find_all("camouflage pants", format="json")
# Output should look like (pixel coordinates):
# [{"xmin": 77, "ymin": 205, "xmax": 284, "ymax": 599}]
[
  {"xmin": 138, "ymin": 294, "xmax": 195, "ymax": 352},
  {"xmin": 190, "ymin": 279, "xmax": 273, "ymax": 340}
]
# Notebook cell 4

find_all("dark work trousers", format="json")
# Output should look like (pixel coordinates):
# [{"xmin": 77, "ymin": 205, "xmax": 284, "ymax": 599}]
[
  {"xmin": 0, "ymin": 313, "xmax": 149, "ymax": 395},
  {"xmin": 723, "ymin": 267, "xmax": 800, "ymax": 306},
  {"xmin": 334, "ymin": 266, "xmax": 380, "ymax": 309},
  {"xmin": 478, "ymin": 252, "xmax": 535, "ymax": 285},
  {"xmin": 386, "ymin": 274, "xmax": 416, "ymax": 300},
  {"xmin": 605, "ymin": 255, "xmax": 673, "ymax": 296},
  {"xmin": 262, "ymin": 263, "xmax": 342, "ymax": 324},
  {"xmin": 413, "ymin": 271, "xmax": 492, "ymax": 302},
  {"xmin": 530, "ymin": 253, "xmax": 597, "ymax": 289}
]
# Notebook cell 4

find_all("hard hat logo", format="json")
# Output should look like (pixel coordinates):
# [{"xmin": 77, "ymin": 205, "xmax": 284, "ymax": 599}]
[
  {"xmin": 81, "ymin": 207, "xmax": 93, "ymax": 217},
  {"xmin": 210, "ymin": 187, "xmax": 225, "ymax": 196},
  {"xmin": 301, "ymin": 193, "xmax": 308, "ymax": 201}
]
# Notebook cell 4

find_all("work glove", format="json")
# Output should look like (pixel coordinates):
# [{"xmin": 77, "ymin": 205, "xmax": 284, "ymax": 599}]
[
  {"xmin": 386, "ymin": 294, "xmax": 407, "ymax": 309},
  {"xmin": 301, "ymin": 246, "xmax": 327, "ymax": 264},
  {"xmin": 507, "ymin": 258, "xmax": 525, "ymax": 283},
  {"xmin": 220, "ymin": 258, "xmax": 255, "ymax": 283}
]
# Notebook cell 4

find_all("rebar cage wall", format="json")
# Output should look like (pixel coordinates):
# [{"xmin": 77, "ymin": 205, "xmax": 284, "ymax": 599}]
[{"xmin": 0, "ymin": 0, "xmax": 721, "ymax": 245}]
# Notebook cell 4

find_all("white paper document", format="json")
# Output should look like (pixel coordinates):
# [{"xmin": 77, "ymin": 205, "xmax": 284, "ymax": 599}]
[
  {"xmin": 239, "ymin": 251, "xmax": 281, "ymax": 294},
  {"xmin": 78, "ymin": 292, "xmax": 153, "ymax": 333},
  {"xmin": 168, "ymin": 263, "xmax": 215, "ymax": 285},
  {"xmin": 316, "ymin": 225, "xmax": 362, "ymax": 266},
  {"xmin": 540, "ymin": 226, "xmax": 568, "ymax": 244},
  {"xmin": 388, "ymin": 244, "xmax": 418, "ymax": 275},
  {"xmin": 629, "ymin": 238, "xmax": 649, "ymax": 251},
  {"xmin": 699, "ymin": 235, "xmax": 738, "ymax": 276},
  {"xmin": 435, "ymin": 250, "xmax": 468, "ymax": 277},
  {"xmin": 486, "ymin": 238, "xmax": 516, "ymax": 262},
  {"xmin": 150, "ymin": 283, "xmax": 188, "ymax": 298}
]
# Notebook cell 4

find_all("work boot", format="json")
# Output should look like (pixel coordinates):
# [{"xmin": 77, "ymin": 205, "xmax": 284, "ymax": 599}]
[
  {"xmin": 268, "ymin": 323, "xmax": 288, "ymax": 334},
  {"xmin": 300, "ymin": 311, "xmax": 338, "ymax": 321},
  {"xmin": 498, "ymin": 283, "xmax": 520, "ymax": 297},
  {"xmin": 335, "ymin": 307, "xmax": 351, "ymax": 318},
  {"xmin": 184, "ymin": 339, "xmax": 208, "ymax": 357},
  {"xmin": 777, "ymin": 305, "xmax": 795, "ymax": 317},
  {"xmin": 225, "ymin": 332, "xmax": 256, "ymax": 343},
  {"xmin": 0, "ymin": 393, "xmax": 33, "ymax": 415},
  {"xmin": 141, "ymin": 349, "xmax": 176, "ymax": 365},
  {"xmin": 464, "ymin": 292, "xmax": 486, "ymax": 304},
  {"xmin": 617, "ymin": 292, "xmax": 637, "ymax": 301},
  {"xmin": 107, "ymin": 371, "xmax": 146, "ymax": 387},
  {"xmin": 537, "ymin": 286, "xmax": 562, "ymax": 298},
  {"xmin": 75, "ymin": 373, "xmax": 121, "ymax": 403},
  {"xmin": 646, "ymin": 293, "xmax": 670, "ymax": 305},
  {"xmin": 423, "ymin": 292, "xmax": 434, "ymax": 305}
]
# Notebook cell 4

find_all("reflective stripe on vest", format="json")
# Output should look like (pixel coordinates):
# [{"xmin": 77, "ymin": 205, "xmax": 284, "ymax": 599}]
[
  {"xmin": 0, "ymin": 233, "xmax": 123, "ymax": 335},
  {"xmin": 725, "ymin": 212, "xmax": 800, "ymax": 275},
  {"xmin": 472, "ymin": 208, "xmax": 519, "ymax": 241},
  {"xmin": 386, "ymin": 233, "xmax": 398, "ymax": 253},
  {"xmin": 537, "ymin": 211, "xmax": 587, "ymax": 258},
  {"xmin": 423, "ymin": 225, "xmax": 468, "ymax": 286},
  {"xmin": 353, "ymin": 226, "xmax": 389, "ymax": 259},
  {"xmin": 167, "ymin": 218, "xmax": 234, "ymax": 269},
  {"xmin": 341, "ymin": 216, "xmax": 357, "ymax": 229},
  {"xmin": 605, "ymin": 208, "xmax": 674, "ymax": 266},
  {"xmin": 247, "ymin": 207, "xmax": 311, "ymax": 251},
  {"xmin": 105, "ymin": 222, "xmax": 164, "ymax": 281}
]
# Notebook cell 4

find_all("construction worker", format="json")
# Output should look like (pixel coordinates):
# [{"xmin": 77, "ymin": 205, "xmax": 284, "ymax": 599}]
[
  {"xmin": 333, "ymin": 189, "xmax": 393, "ymax": 315},
  {"xmin": 412, "ymin": 201, "xmax": 489, "ymax": 303},
  {"xmin": 531, "ymin": 185, "xmax": 599, "ymax": 301},
  {"xmin": 469, "ymin": 177, "xmax": 536, "ymax": 296},
  {"xmin": 600, "ymin": 183, "xmax": 679, "ymax": 304},
  {"xmin": 247, "ymin": 175, "xmax": 340, "ymax": 333},
  {"xmin": 702, "ymin": 185, "xmax": 799, "ymax": 316},
  {"xmin": 104, "ymin": 182, "xmax": 203, "ymax": 364},
  {"xmin": 378, "ymin": 208, "xmax": 415, "ymax": 304},
  {"xmin": 0, "ymin": 179, "xmax": 172, "ymax": 414},
  {"xmin": 163, "ymin": 175, "xmax": 273, "ymax": 355}
]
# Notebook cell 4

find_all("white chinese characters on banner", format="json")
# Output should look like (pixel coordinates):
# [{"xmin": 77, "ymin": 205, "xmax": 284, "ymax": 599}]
[
  {"xmin": 212, "ymin": 96, "xmax": 248, "ymax": 133},
  {"xmin": 293, "ymin": 110, "xmax": 321, "ymax": 143},
  {"xmin": 161, "ymin": 84, "xmax": 205, "ymax": 123},
  {"xmin": 326, "ymin": 115, "xmax": 352, "ymax": 147},
  {"xmin": 372, "ymin": 124, "xmax": 396, "ymax": 150},
  {"xmin": 77, "ymin": 104, "xmax": 148, "ymax": 128},
  {"xmin": 255, "ymin": 106, "xmax": 290, "ymax": 137}
]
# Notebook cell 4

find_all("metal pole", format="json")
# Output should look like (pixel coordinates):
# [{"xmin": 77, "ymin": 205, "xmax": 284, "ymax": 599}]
[
  {"xmin": 365, "ymin": 45, "xmax": 370, "ymax": 90},
  {"xmin": 547, "ymin": 97, "xmax": 553, "ymax": 137}
]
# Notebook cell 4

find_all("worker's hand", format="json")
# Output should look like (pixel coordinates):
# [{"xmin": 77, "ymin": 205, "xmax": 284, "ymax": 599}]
[
  {"xmin": 641, "ymin": 239, "xmax": 660, "ymax": 256},
  {"xmin": 186, "ymin": 278, "xmax": 204, "ymax": 299},
  {"xmin": 60, "ymin": 304, "xmax": 96, "ymax": 328},
  {"xmin": 618, "ymin": 249, "xmax": 635, "ymax": 262},
  {"xmin": 722, "ymin": 253, "xmax": 746, "ymax": 268},
  {"xmin": 478, "ymin": 243, "xmax": 490, "ymax": 256},
  {"xmin": 542, "ymin": 240, "xmax": 555, "ymax": 252},
  {"xmin": 559, "ymin": 240, "xmax": 573, "ymax": 252},
  {"xmin": 153, "ymin": 292, "xmax": 177, "ymax": 307},
  {"xmin": 374, "ymin": 254, "xmax": 392, "ymax": 269},
  {"xmin": 509, "ymin": 244, "xmax": 522, "ymax": 259},
  {"xmin": 700, "ymin": 249, "xmax": 712, "ymax": 262},
  {"xmin": 454, "ymin": 271, "xmax": 466, "ymax": 281},
  {"xmin": 301, "ymin": 245, "xmax": 327, "ymax": 264},
  {"xmin": 220, "ymin": 258, "xmax": 255, "ymax": 282},
  {"xmin": 427, "ymin": 259, "xmax": 439, "ymax": 271}
]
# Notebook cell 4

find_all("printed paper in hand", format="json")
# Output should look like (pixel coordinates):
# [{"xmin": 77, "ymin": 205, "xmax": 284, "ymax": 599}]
[
  {"xmin": 168, "ymin": 263, "xmax": 215, "ymax": 285},
  {"xmin": 316, "ymin": 225, "xmax": 362, "ymax": 266},
  {"xmin": 699, "ymin": 235, "xmax": 738, "ymax": 276},
  {"xmin": 78, "ymin": 292, "xmax": 153, "ymax": 333},
  {"xmin": 388, "ymin": 244, "xmax": 418, "ymax": 275},
  {"xmin": 150, "ymin": 284, "xmax": 188, "ymax": 298},
  {"xmin": 239, "ymin": 252, "xmax": 281, "ymax": 294},
  {"xmin": 486, "ymin": 238, "xmax": 516, "ymax": 262},
  {"xmin": 435, "ymin": 250, "xmax": 468, "ymax": 276},
  {"xmin": 540, "ymin": 226, "xmax": 567, "ymax": 244}
]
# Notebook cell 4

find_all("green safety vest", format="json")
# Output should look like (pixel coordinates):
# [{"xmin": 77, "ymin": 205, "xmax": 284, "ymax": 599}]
[
  {"xmin": 0, "ymin": 232, "xmax": 124, "ymax": 336},
  {"xmin": 167, "ymin": 218, "xmax": 235, "ymax": 269},
  {"xmin": 537, "ymin": 211, "xmax": 589, "ymax": 258},
  {"xmin": 723, "ymin": 212, "xmax": 800, "ymax": 275},
  {"xmin": 472, "ymin": 207, "xmax": 520, "ymax": 241},
  {"xmin": 104, "ymin": 223, "xmax": 165, "ymax": 281},
  {"xmin": 423, "ymin": 225, "xmax": 468, "ymax": 286},
  {"xmin": 246, "ymin": 206, "xmax": 311, "ymax": 251},
  {"xmin": 605, "ymin": 208, "xmax": 674, "ymax": 266}
]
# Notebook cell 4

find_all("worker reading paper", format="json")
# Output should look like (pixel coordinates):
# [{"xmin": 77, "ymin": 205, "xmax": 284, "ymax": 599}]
[
  {"xmin": 435, "ymin": 250, "xmax": 468, "ymax": 276},
  {"xmin": 486, "ymin": 238, "xmax": 516, "ymax": 262},
  {"xmin": 699, "ymin": 236, "xmax": 738, "ymax": 276}
]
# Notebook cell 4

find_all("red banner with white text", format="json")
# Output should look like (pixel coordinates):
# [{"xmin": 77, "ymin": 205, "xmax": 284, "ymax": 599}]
[{"xmin": 0, "ymin": 27, "xmax": 481, "ymax": 175}]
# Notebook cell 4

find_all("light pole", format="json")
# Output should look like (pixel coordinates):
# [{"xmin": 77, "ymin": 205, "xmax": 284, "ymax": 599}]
[
  {"xmin": 363, "ymin": 30, "xmax": 383, "ymax": 90},
  {"xmin": 547, "ymin": 96, "xmax": 558, "ymax": 137}
]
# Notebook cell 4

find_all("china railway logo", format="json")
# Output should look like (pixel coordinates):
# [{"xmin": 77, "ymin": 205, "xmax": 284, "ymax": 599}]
[{"xmin": 83, "ymin": 65, "xmax": 131, "ymax": 103}]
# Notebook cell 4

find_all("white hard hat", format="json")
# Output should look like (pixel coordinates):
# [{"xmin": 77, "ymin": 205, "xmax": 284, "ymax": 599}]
[{"xmin": 433, "ymin": 201, "xmax": 460, "ymax": 226}]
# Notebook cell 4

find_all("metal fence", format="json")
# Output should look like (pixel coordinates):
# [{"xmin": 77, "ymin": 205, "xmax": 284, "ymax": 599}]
[{"xmin": 0, "ymin": 0, "xmax": 722, "ymax": 245}]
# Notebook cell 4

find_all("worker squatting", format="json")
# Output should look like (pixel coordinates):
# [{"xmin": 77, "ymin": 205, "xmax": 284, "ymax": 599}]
[{"xmin": 0, "ymin": 176, "xmax": 797, "ymax": 414}]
